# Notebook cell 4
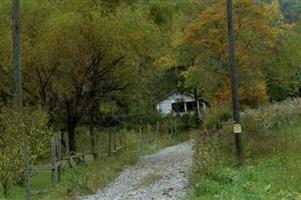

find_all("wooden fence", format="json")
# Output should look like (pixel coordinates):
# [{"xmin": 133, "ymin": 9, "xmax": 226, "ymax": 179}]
[{"xmin": 27, "ymin": 120, "xmax": 178, "ymax": 198}]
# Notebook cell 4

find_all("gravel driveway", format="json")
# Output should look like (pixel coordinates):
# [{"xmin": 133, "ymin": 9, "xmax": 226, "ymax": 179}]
[{"xmin": 79, "ymin": 141, "xmax": 192, "ymax": 200}]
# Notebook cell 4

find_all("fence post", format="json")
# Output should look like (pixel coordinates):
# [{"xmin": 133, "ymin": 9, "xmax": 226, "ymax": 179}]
[
  {"xmin": 56, "ymin": 132, "xmax": 62, "ymax": 183},
  {"xmin": 23, "ymin": 134, "xmax": 31, "ymax": 200},
  {"xmin": 139, "ymin": 127, "xmax": 143, "ymax": 149},
  {"xmin": 64, "ymin": 131, "xmax": 70, "ymax": 157},
  {"xmin": 79, "ymin": 134, "xmax": 85, "ymax": 162},
  {"xmin": 108, "ymin": 131, "xmax": 112, "ymax": 156},
  {"xmin": 123, "ymin": 130, "xmax": 127, "ymax": 146},
  {"xmin": 96, "ymin": 132, "xmax": 100, "ymax": 150},
  {"xmin": 113, "ymin": 130, "xmax": 117, "ymax": 153},
  {"xmin": 51, "ymin": 136, "xmax": 57, "ymax": 187},
  {"xmin": 156, "ymin": 121, "xmax": 160, "ymax": 137},
  {"xmin": 119, "ymin": 130, "xmax": 122, "ymax": 147},
  {"xmin": 89, "ymin": 125, "xmax": 97, "ymax": 160},
  {"xmin": 156, "ymin": 121, "xmax": 160, "ymax": 145},
  {"xmin": 147, "ymin": 123, "xmax": 152, "ymax": 144},
  {"xmin": 174, "ymin": 119, "xmax": 177, "ymax": 136},
  {"xmin": 165, "ymin": 124, "xmax": 168, "ymax": 138}
]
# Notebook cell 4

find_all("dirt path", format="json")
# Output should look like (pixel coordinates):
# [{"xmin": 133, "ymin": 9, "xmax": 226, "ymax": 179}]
[{"xmin": 79, "ymin": 141, "xmax": 193, "ymax": 200}]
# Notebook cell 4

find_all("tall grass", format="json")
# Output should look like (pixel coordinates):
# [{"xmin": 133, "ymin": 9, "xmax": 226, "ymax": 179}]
[
  {"xmin": 0, "ymin": 128, "xmax": 189, "ymax": 200},
  {"xmin": 190, "ymin": 99, "xmax": 301, "ymax": 200},
  {"xmin": 41, "ymin": 129, "xmax": 189, "ymax": 200}
]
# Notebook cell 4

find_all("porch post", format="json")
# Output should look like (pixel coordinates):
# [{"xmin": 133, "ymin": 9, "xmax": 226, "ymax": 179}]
[
  {"xmin": 184, "ymin": 102, "xmax": 187, "ymax": 113},
  {"xmin": 197, "ymin": 100, "xmax": 200, "ymax": 116}
]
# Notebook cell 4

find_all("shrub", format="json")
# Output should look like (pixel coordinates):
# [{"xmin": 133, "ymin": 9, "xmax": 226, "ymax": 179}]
[
  {"xmin": 0, "ymin": 124, "xmax": 23, "ymax": 198},
  {"xmin": 191, "ymin": 98, "xmax": 301, "ymax": 199},
  {"xmin": 202, "ymin": 103, "xmax": 232, "ymax": 129},
  {"xmin": 192, "ymin": 129, "xmax": 225, "ymax": 176},
  {"xmin": 197, "ymin": 98, "xmax": 301, "ymax": 164},
  {"xmin": 0, "ymin": 107, "xmax": 52, "ymax": 198}
]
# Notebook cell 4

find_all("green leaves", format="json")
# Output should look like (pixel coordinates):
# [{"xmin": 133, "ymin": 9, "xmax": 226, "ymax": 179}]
[{"xmin": 267, "ymin": 22, "xmax": 301, "ymax": 101}]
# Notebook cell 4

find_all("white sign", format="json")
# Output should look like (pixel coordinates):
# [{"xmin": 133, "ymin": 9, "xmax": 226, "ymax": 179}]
[{"xmin": 233, "ymin": 124, "xmax": 242, "ymax": 133}]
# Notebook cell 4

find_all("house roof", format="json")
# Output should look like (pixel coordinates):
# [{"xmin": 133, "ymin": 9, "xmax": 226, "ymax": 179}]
[{"xmin": 154, "ymin": 90, "xmax": 208, "ymax": 105}]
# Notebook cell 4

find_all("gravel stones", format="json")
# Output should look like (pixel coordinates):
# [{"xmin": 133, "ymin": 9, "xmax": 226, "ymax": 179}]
[{"xmin": 79, "ymin": 141, "xmax": 192, "ymax": 200}]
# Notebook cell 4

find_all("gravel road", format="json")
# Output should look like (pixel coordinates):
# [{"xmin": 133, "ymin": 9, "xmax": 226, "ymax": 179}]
[{"xmin": 79, "ymin": 141, "xmax": 192, "ymax": 200}]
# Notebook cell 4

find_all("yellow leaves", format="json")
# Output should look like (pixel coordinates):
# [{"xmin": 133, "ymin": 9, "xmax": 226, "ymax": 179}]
[
  {"xmin": 240, "ymin": 82, "xmax": 269, "ymax": 105},
  {"xmin": 0, "ymin": 112, "xmax": 24, "ymax": 182},
  {"xmin": 0, "ymin": 107, "xmax": 52, "ymax": 183},
  {"xmin": 180, "ymin": 0, "xmax": 285, "ymax": 106},
  {"xmin": 154, "ymin": 55, "xmax": 176, "ymax": 70}
]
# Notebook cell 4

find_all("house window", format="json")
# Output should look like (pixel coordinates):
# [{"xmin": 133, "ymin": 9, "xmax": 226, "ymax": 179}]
[
  {"xmin": 186, "ymin": 101, "xmax": 195, "ymax": 112},
  {"xmin": 172, "ymin": 102, "xmax": 185, "ymax": 113}
]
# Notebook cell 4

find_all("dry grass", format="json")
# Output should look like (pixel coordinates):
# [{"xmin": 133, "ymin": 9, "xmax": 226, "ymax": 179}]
[
  {"xmin": 136, "ymin": 173, "xmax": 163, "ymax": 188},
  {"xmin": 190, "ymin": 99, "xmax": 301, "ymax": 200}
]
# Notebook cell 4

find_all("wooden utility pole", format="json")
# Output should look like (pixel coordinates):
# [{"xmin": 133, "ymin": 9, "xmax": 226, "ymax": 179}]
[
  {"xmin": 226, "ymin": 0, "xmax": 243, "ymax": 164},
  {"xmin": 12, "ymin": 0, "xmax": 31, "ymax": 199},
  {"xmin": 12, "ymin": 0, "xmax": 22, "ymax": 107}
]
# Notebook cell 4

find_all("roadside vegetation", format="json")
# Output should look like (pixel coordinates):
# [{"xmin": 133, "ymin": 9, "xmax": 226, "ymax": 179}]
[
  {"xmin": 185, "ymin": 1, "xmax": 301, "ymax": 199},
  {"xmin": 1, "ymin": 0, "xmax": 301, "ymax": 199},
  {"xmin": 42, "ymin": 130, "xmax": 190, "ymax": 200},
  {"xmin": 190, "ymin": 99, "xmax": 301, "ymax": 199},
  {"xmin": 0, "ymin": 128, "xmax": 190, "ymax": 200}
]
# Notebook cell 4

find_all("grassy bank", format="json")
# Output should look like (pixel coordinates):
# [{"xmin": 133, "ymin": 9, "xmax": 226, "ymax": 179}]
[
  {"xmin": 0, "ymin": 129, "xmax": 189, "ymax": 200},
  {"xmin": 190, "ymin": 99, "xmax": 301, "ymax": 200},
  {"xmin": 43, "ymin": 130, "xmax": 189, "ymax": 200}
]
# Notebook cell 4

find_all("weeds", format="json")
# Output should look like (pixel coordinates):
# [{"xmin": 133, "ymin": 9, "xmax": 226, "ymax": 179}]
[
  {"xmin": 40, "ymin": 130, "xmax": 189, "ymax": 200},
  {"xmin": 136, "ymin": 174, "xmax": 163, "ymax": 188},
  {"xmin": 190, "ymin": 99, "xmax": 301, "ymax": 200}
]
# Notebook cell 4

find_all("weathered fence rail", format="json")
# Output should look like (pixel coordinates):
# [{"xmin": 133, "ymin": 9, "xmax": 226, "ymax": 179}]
[{"xmin": 27, "ymin": 120, "xmax": 179, "ymax": 198}]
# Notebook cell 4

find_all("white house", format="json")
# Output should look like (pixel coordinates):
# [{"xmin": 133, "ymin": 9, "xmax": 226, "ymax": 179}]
[{"xmin": 155, "ymin": 91, "xmax": 207, "ymax": 116}]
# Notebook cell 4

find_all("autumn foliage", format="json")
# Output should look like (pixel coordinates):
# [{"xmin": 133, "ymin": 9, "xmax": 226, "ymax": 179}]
[{"xmin": 180, "ymin": 0, "xmax": 287, "ymax": 106}]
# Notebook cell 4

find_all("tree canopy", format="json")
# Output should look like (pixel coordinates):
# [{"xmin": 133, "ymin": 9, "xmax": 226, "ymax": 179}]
[{"xmin": 0, "ymin": 0, "xmax": 299, "ymax": 151}]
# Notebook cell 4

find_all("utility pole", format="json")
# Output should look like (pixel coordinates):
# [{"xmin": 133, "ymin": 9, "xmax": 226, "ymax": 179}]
[
  {"xmin": 12, "ymin": 0, "xmax": 22, "ymax": 108},
  {"xmin": 12, "ymin": 0, "xmax": 31, "ymax": 199},
  {"xmin": 226, "ymin": 0, "xmax": 243, "ymax": 164}
]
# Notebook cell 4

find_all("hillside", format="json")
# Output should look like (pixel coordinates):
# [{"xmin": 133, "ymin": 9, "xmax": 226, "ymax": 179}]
[{"xmin": 190, "ymin": 99, "xmax": 301, "ymax": 199}]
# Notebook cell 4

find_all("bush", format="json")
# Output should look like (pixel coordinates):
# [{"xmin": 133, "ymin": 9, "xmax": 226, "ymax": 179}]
[
  {"xmin": 202, "ymin": 104, "xmax": 232, "ymax": 129},
  {"xmin": 192, "ymin": 129, "xmax": 225, "ymax": 176},
  {"xmin": 191, "ymin": 98, "xmax": 301, "ymax": 200},
  {"xmin": 0, "ymin": 107, "xmax": 52, "ymax": 198},
  {"xmin": 241, "ymin": 98, "xmax": 301, "ymax": 158},
  {"xmin": 197, "ymin": 98, "xmax": 301, "ymax": 163}
]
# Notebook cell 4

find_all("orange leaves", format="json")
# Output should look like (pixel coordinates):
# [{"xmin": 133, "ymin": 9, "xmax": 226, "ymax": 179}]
[
  {"xmin": 217, "ymin": 81, "xmax": 269, "ymax": 106},
  {"xmin": 183, "ymin": 0, "xmax": 282, "ymax": 55},
  {"xmin": 180, "ymin": 0, "xmax": 284, "ymax": 106}
]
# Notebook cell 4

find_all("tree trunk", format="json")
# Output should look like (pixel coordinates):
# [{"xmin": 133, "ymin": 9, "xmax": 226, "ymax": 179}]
[
  {"xmin": 65, "ymin": 100, "xmax": 79, "ymax": 153},
  {"xmin": 2, "ymin": 179, "xmax": 9, "ymax": 198},
  {"xmin": 67, "ymin": 122, "xmax": 77, "ymax": 153}
]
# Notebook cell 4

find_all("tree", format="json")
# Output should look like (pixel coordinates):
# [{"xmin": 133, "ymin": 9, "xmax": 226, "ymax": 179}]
[
  {"xmin": 258, "ymin": 0, "xmax": 301, "ymax": 23},
  {"xmin": 0, "ymin": 108, "xmax": 51, "ymax": 198},
  {"xmin": 267, "ymin": 22, "xmax": 301, "ymax": 101},
  {"xmin": 0, "ymin": 0, "xmax": 163, "ymax": 152},
  {"xmin": 178, "ymin": 0, "xmax": 286, "ymax": 106},
  {"xmin": 279, "ymin": 0, "xmax": 301, "ymax": 23}
]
